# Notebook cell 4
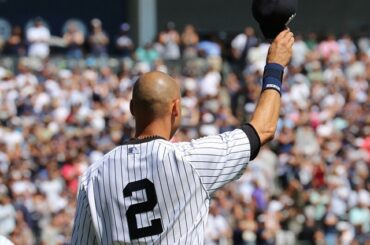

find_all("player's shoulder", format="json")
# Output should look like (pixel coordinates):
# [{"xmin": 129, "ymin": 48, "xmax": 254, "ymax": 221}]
[
  {"xmin": 79, "ymin": 146, "xmax": 122, "ymax": 186},
  {"xmin": 79, "ymin": 139, "xmax": 176, "ymax": 182},
  {"xmin": 156, "ymin": 138, "xmax": 176, "ymax": 149},
  {"xmin": 175, "ymin": 129, "xmax": 247, "ymax": 148},
  {"xmin": 127, "ymin": 137, "xmax": 178, "ymax": 151}
]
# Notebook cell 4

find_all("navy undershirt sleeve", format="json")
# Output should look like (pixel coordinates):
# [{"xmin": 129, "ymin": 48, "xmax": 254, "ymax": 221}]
[{"xmin": 240, "ymin": 123, "xmax": 261, "ymax": 161}]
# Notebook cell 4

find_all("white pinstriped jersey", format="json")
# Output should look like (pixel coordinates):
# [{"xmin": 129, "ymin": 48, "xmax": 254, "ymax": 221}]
[{"xmin": 71, "ymin": 129, "xmax": 252, "ymax": 245}]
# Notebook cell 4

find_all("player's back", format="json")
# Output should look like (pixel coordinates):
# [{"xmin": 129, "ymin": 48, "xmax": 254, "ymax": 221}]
[
  {"xmin": 73, "ymin": 137, "xmax": 210, "ymax": 245},
  {"xmin": 72, "ymin": 128, "xmax": 253, "ymax": 245}
]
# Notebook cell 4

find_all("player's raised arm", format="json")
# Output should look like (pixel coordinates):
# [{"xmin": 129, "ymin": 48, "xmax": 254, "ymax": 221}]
[
  {"xmin": 249, "ymin": 29, "xmax": 294, "ymax": 145},
  {"xmin": 174, "ymin": 30, "xmax": 294, "ymax": 194}
]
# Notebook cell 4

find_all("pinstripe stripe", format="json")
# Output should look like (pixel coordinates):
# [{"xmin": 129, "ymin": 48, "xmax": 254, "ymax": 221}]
[
  {"xmin": 184, "ymin": 143, "xmax": 246, "ymax": 150},
  {"xmin": 189, "ymin": 136, "xmax": 246, "ymax": 145},
  {"xmin": 194, "ymin": 162, "xmax": 246, "ymax": 170},
  {"xmin": 108, "ymin": 151, "xmax": 119, "ymax": 241},
  {"xmin": 72, "ymin": 193, "xmax": 84, "ymax": 244},
  {"xmin": 96, "ymin": 167, "xmax": 108, "ymax": 245},
  {"xmin": 160, "ymin": 148, "xmax": 177, "ymax": 244},
  {"xmin": 180, "ymin": 155, "xmax": 195, "ymax": 224},
  {"xmin": 197, "ymin": 170, "xmax": 245, "ymax": 178},
  {"xmin": 146, "ymin": 142, "xmax": 155, "ymax": 244},
  {"xmin": 113, "ymin": 148, "xmax": 123, "ymax": 240},
  {"xmin": 189, "ymin": 156, "xmax": 249, "ymax": 163},
  {"xmin": 187, "ymin": 150, "xmax": 247, "ymax": 157},
  {"xmin": 71, "ymin": 189, "xmax": 84, "ymax": 243},
  {"xmin": 137, "ymin": 143, "xmax": 149, "ymax": 244},
  {"xmin": 118, "ymin": 146, "xmax": 127, "ymax": 241},
  {"xmin": 92, "ymin": 178, "xmax": 103, "ymax": 244},
  {"xmin": 156, "ymin": 145, "xmax": 171, "ymax": 245},
  {"xmin": 175, "ymin": 162, "xmax": 189, "ymax": 244},
  {"xmin": 167, "ymin": 153, "xmax": 183, "ymax": 239},
  {"xmin": 86, "ymin": 220, "xmax": 92, "ymax": 244},
  {"xmin": 102, "ymin": 161, "xmax": 114, "ymax": 244},
  {"xmin": 125, "ymin": 144, "xmax": 133, "ymax": 244},
  {"xmin": 203, "ymin": 178, "xmax": 232, "ymax": 185},
  {"xmin": 78, "ymin": 201, "xmax": 89, "ymax": 244},
  {"xmin": 189, "ymin": 162, "xmax": 201, "ymax": 217},
  {"xmin": 152, "ymin": 143, "xmax": 166, "ymax": 245}
]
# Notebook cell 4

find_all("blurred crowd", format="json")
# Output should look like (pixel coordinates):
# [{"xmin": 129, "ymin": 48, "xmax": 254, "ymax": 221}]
[
  {"xmin": 0, "ymin": 18, "xmax": 369, "ymax": 245},
  {"xmin": 0, "ymin": 17, "xmax": 124, "ymax": 59}
]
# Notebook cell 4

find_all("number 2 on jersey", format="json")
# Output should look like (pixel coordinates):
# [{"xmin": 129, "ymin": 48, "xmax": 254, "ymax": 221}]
[{"xmin": 123, "ymin": 179, "xmax": 163, "ymax": 240}]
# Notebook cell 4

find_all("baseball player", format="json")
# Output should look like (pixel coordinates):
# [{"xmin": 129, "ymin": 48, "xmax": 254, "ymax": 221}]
[{"xmin": 71, "ymin": 29, "xmax": 294, "ymax": 244}]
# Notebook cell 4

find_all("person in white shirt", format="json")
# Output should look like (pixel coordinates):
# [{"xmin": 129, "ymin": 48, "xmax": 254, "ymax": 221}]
[
  {"xmin": 231, "ymin": 27, "xmax": 258, "ymax": 72},
  {"xmin": 291, "ymin": 34, "xmax": 309, "ymax": 66},
  {"xmin": 0, "ymin": 196, "xmax": 16, "ymax": 236},
  {"xmin": 0, "ymin": 235, "xmax": 14, "ymax": 245},
  {"xmin": 26, "ymin": 18, "xmax": 50, "ymax": 59}
]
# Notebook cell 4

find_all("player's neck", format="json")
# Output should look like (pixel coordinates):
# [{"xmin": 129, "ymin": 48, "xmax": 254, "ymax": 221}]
[{"xmin": 135, "ymin": 118, "xmax": 171, "ymax": 140}]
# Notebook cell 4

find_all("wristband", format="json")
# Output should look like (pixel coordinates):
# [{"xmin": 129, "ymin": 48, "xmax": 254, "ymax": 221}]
[{"xmin": 262, "ymin": 63, "xmax": 284, "ymax": 95}]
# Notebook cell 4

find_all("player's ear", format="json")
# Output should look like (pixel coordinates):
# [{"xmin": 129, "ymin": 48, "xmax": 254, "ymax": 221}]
[{"xmin": 171, "ymin": 99, "xmax": 181, "ymax": 117}]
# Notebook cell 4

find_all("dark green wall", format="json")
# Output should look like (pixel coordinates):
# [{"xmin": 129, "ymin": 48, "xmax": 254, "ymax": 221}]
[
  {"xmin": 1, "ymin": 0, "xmax": 368, "ymax": 43},
  {"xmin": 157, "ymin": 0, "xmax": 370, "ymax": 36},
  {"xmin": 0, "ymin": 0, "xmax": 127, "ymax": 35}
]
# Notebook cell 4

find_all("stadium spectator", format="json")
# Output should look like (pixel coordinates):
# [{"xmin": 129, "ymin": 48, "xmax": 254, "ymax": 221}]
[
  {"xmin": 199, "ymin": 64, "xmax": 221, "ymax": 98},
  {"xmin": 0, "ymin": 235, "xmax": 14, "ymax": 245},
  {"xmin": 88, "ymin": 18, "xmax": 109, "ymax": 57},
  {"xmin": 26, "ymin": 18, "xmax": 50, "ymax": 59},
  {"xmin": 198, "ymin": 35, "xmax": 222, "ymax": 59},
  {"xmin": 15, "ymin": 62, "xmax": 38, "ymax": 89},
  {"xmin": 115, "ymin": 23, "xmax": 134, "ymax": 58},
  {"xmin": 0, "ymin": 196, "xmax": 16, "ymax": 236},
  {"xmin": 318, "ymin": 34, "xmax": 340, "ymax": 60},
  {"xmin": 4, "ymin": 26, "xmax": 25, "ymax": 56},
  {"xmin": 181, "ymin": 24, "xmax": 199, "ymax": 58},
  {"xmin": 292, "ymin": 34, "xmax": 309, "ymax": 66},
  {"xmin": 135, "ymin": 42, "xmax": 160, "ymax": 67},
  {"xmin": 63, "ymin": 22, "xmax": 85, "ymax": 59},
  {"xmin": 205, "ymin": 203, "xmax": 232, "ymax": 245},
  {"xmin": 0, "ymin": 33, "xmax": 4, "ymax": 53},
  {"xmin": 231, "ymin": 26, "xmax": 258, "ymax": 73},
  {"xmin": 338, "ymin": 34, "xmax": 357, "ymax": 64},
  {"xmin": 247, "ymin": 41, "xmax": 270, "ymax": 74},
  {"xmin": 158, "ymin": 21, "xmax": 181, "ymax": 60},
  {"xmin": 358, "ymin": 34, "xmax": 370, "ymax": 56},
  {"xmin": 305, "ymin": 32, "xmax": 318, "ymax": 50}
]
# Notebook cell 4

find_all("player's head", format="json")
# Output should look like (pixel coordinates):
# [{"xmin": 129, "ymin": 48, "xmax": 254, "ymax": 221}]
[{"xmin": 130, "ymin": 71, "xmax": 181, "ymax": 139}]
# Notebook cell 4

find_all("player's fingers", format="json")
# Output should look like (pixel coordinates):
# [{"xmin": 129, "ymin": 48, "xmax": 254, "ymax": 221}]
[
  {"xmin": 281, "ymin": 32, "xmax": 294, "ymax": 45},
  {"xmin": 277, "ymin": 31, "xmax": 293, "ymax": 44},
  {"xmin": 287, "ymin": 37, "xmax": 295, "ymax": 47},
  {"xmin": 283, "ymin": 31, "xmax": 294, "ymax": 40},
  {"xmin": 276, "ymin": 29, "xmax": 290, "ymax": 40}
]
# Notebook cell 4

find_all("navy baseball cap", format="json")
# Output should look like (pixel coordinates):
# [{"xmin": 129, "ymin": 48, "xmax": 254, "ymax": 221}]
[{"xmin": 252, "ymin": 0, "xmax": 297, "ymax": 40}]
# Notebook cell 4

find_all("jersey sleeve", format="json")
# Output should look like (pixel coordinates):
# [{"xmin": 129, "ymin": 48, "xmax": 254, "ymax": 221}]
[
  {"xmin": 71, "ymin": 183, "xmax": 99, "ymax": 245},
  {"xmin": 175, "ymin": 126, "xmax": 260, "ymax": 194}
]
